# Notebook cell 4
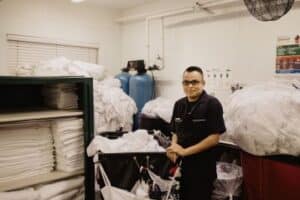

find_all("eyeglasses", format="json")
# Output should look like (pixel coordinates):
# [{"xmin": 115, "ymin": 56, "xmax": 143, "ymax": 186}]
[{"xmin": 182, "ymin": 80, "xmax": 201, "ymax": 86}]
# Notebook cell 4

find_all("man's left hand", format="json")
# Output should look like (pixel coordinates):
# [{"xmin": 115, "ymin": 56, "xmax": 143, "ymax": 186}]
[{"xmin": 167, "ymin": 143, "xmax": 186, "ymax": 157}]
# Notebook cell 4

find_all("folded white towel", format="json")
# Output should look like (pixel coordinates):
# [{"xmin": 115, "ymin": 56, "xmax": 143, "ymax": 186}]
[
  {"xmin": 73, "ymin": 193, "xmax": 84, "ymax": 200},
  {"xmin": 37, "ymin": 176, "xmax": 84, "ymax": 200},
  {"xmin": 0, "ymin": 167, "xmax": 53, "ymax": 183},
  {"xmin": 48, "ymin": 188, "xmax": 79, "ymax": 200},
  {"xmin": 0, "ymin": 188, "xmax": 40, "ymax": 200}
]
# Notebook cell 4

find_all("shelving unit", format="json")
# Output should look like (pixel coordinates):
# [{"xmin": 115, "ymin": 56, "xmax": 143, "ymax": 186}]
[
  {"xmin": 0, "ymin": 76, "xmax": 94, "ymax": 200},
  {"xmin": 0, "ymin": 170, "xmax": 84, "ymax": 192},
  {"xmin": 0, "ymin": 110, "xmax": 83, "ymax": 123}
]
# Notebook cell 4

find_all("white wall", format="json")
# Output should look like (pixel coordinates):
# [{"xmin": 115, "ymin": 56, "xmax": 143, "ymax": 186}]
[
  {"xmin": 120, "ymin": 1, "xmax": 300, "ymax": 100},
  {"xmin": 0, "ymin": 0, "xmax": 121, "ymax": 75}
]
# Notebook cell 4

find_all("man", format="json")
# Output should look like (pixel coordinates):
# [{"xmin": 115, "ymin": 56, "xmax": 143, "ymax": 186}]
[{"xmin": 167, "ymin": 66, "xmax": 226, "ymax": 200}]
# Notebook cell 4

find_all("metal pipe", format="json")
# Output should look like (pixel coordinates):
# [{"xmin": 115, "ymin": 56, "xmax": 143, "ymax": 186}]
[
  {"xmin": 117, "ymin": 6, "xmax": 194, "ymax": 23},
  {"xmin": 146, "ymin": 7, "xmax": 194, "ymax": 20},
  {"xmin": 142, "ymin": 0, "xmax": 241, "ymax": 69},
  {"xmin": 145, "ymin": 7, "xmax": 194, "ymax": 67},
  {"xmin": 146, "ymin": 18, "xmax": 150, "ymax": 67},
  {"xmin": 116, "ymin": 0, "xmax": 240, "ymax": 23},
  {"xmin": 161, "ymin": 17, "xmax": 165, "ymax": 70}
]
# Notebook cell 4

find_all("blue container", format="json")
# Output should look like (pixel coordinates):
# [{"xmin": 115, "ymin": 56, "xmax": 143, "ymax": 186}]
[
  {"xmin": 129, "ymin": 72, "xmax": 154, "ymax": 112},
  {"xmin": 115, "ymin": 71, "xmax": 131, "ymax": 95}
]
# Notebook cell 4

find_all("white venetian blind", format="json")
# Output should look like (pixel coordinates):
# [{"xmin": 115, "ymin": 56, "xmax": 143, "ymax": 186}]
[{"xmin": 7, "ymin": 34, "xmax": 99, "ymax": 74}]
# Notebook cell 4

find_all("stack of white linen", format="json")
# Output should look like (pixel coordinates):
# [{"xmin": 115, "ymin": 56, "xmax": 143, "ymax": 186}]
[
  {"xmin": 36, "ymin": 176, "xmax": 84, "ymax": 200},
  {"xmin": 0, "ymin": 121, "xmax": 54, "ymax": 183},
  {"xmin": 94, "ymin": 78, "xmax": 137, "ymax": 133},
  {"xmin": 32, "ymin": 57, "xmax": 107, "ymax": 80},
  {"xmin": 42, "ymin": 84, "xmax": 78, "ymax": 110},
  {"xmin": 87, "ymin": 130, "xmax": 165, "ymax": 156},
  {"xmin": 52, "ymin": 118, "xmax": 84, "ymax": 172},
  {"xmin": 141, "ymin": 97, "xmax": 176, "ymax": 123}
]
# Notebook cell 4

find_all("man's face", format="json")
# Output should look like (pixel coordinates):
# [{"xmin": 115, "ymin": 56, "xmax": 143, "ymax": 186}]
[{"xmin": 182, "ymin": 71, "xmax": 204, "ymax": 100}]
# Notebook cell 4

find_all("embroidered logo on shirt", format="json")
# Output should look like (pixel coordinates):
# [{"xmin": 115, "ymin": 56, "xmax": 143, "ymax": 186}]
[{"xmin": 192, "ymin": 118, "xmax": 206, "ymax": 122}]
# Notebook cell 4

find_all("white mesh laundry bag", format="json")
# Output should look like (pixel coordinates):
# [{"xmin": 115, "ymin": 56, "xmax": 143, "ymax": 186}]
[
  {"xmin": 147, "ymin": 167, "xmax": 180, "ymax": 200},
  {"xmin": 97, "ymin": 163, "xmax": 150, "ymax": 200},
  {"xmin": 212, "ymin": 162, "xmax": 243, "ymax": 200},
  {"xmin": 131, "ymin": 180, "xmax": 150, "ymax": 198},
  {"xmin": 147, "ymin": 169, "xmax": 172, "ymax": 192},
  {"xmin": 130, "ymin": 167, "xmax": 180, "ymax": 200}
]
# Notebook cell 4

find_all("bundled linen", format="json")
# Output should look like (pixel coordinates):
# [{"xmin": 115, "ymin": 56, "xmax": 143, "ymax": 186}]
[
  {"xmin": 42, "ymin": 84, "xmax": 78, "ymax": 110},
  {"xmin": 224, "ymin": 80, "xmax": 300, "ymax": 156},
  {"xmin": 87, "ymin": 130, "xmax": 165, "ymax": 156},
  {"xmin": 94, "ymin": 78, "xmax": 137, "ymax": 133},
  {"xmin": 52, "ymin": 118, "xmax": 84, "ymax": 172},
  {"xmin": 141, "ymin": 97, "xmax": 175, "ymax": 123},
  {"xmin": 0, "ymin": 121, "xmax": 54, "ymax": 183},
  {"xmin": 31, "ymin": 57, "xmax": 107, "ymax": 80}
]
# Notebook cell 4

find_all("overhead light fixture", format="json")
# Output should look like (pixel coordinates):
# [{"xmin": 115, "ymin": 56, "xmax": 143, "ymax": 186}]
[
  {"xmin": 244, "ymin": 0, "xmax": 295, "ymax": 21},
  {"xmin": 71, "ymin": 0, "xmax": 85, "ymax": 3}
]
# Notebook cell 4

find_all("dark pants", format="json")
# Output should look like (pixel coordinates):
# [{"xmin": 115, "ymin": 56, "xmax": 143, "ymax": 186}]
[{"xmin": 180, "ymin": 157, "xmax": 216, "ymax": 200}]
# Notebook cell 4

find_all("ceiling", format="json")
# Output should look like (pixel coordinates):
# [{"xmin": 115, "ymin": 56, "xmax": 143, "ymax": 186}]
[{"xmin": 85, "ymin": 0, "xmax": 158, "ymax": 10}]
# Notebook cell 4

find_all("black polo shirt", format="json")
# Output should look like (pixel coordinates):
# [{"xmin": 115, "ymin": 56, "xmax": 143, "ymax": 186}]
[{"xmin": 170, "ymin": 90, "xmax": 226, "ymax": 148}]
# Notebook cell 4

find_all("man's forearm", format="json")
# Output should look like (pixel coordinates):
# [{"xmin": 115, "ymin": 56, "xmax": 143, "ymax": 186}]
[{"xmin": 183, "ymin": 133, "xmax": 220, "ymax": 157}]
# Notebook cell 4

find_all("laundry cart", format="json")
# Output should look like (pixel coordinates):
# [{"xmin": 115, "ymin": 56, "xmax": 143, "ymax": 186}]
[
  {"xmin": 95, "ymin": 152, "xmax": 180, "ymax": 200},
  {"xmin": 87, "ymin": 130, "xmax": 180, "ymax": 200}
]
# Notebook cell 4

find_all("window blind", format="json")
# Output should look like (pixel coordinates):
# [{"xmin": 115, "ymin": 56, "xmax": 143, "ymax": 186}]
[{"xmin": 7, "ymin": 34, "xmax": 98, "ymax": 74}]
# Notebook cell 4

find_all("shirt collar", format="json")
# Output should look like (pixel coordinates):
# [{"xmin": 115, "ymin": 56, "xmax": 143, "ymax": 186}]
[{"xmin": 186, "ymin": 90, "xmax": 207, "ymax": 104}]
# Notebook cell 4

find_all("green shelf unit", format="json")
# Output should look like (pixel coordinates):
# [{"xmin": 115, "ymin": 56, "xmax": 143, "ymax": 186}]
[{"xmin": 0, "ymin": 76, "xmax": 94, "ymax": 200}]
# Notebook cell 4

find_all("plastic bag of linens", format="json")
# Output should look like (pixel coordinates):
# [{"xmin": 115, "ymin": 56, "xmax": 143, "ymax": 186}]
[
  {"xmin": 224, "ymin": 80, "xmax": 300, "ymax": 156},
  {"xmin": 212, "ymin": 162, "xmax": 243, "ymax": 200}
]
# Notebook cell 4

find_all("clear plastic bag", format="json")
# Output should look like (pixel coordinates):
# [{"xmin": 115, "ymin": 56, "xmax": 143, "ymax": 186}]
[{"xmin": 212, "ymin": 162, "xmax": 243, "ymax": 200}]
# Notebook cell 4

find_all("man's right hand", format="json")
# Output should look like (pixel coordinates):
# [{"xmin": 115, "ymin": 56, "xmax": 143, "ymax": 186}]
[
  {"xmin": 166, "ymin": 151, "xmax": 178, "ymax": 163},
  {"xmin": 167, "ymin": 134, "xmax": 178, "ymax": 163}
]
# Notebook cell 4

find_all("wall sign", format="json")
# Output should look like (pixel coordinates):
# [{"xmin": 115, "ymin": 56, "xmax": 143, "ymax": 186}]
[{"xmin": 276, "ymin": 35, "xmax": 300, "ymax": 74}]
